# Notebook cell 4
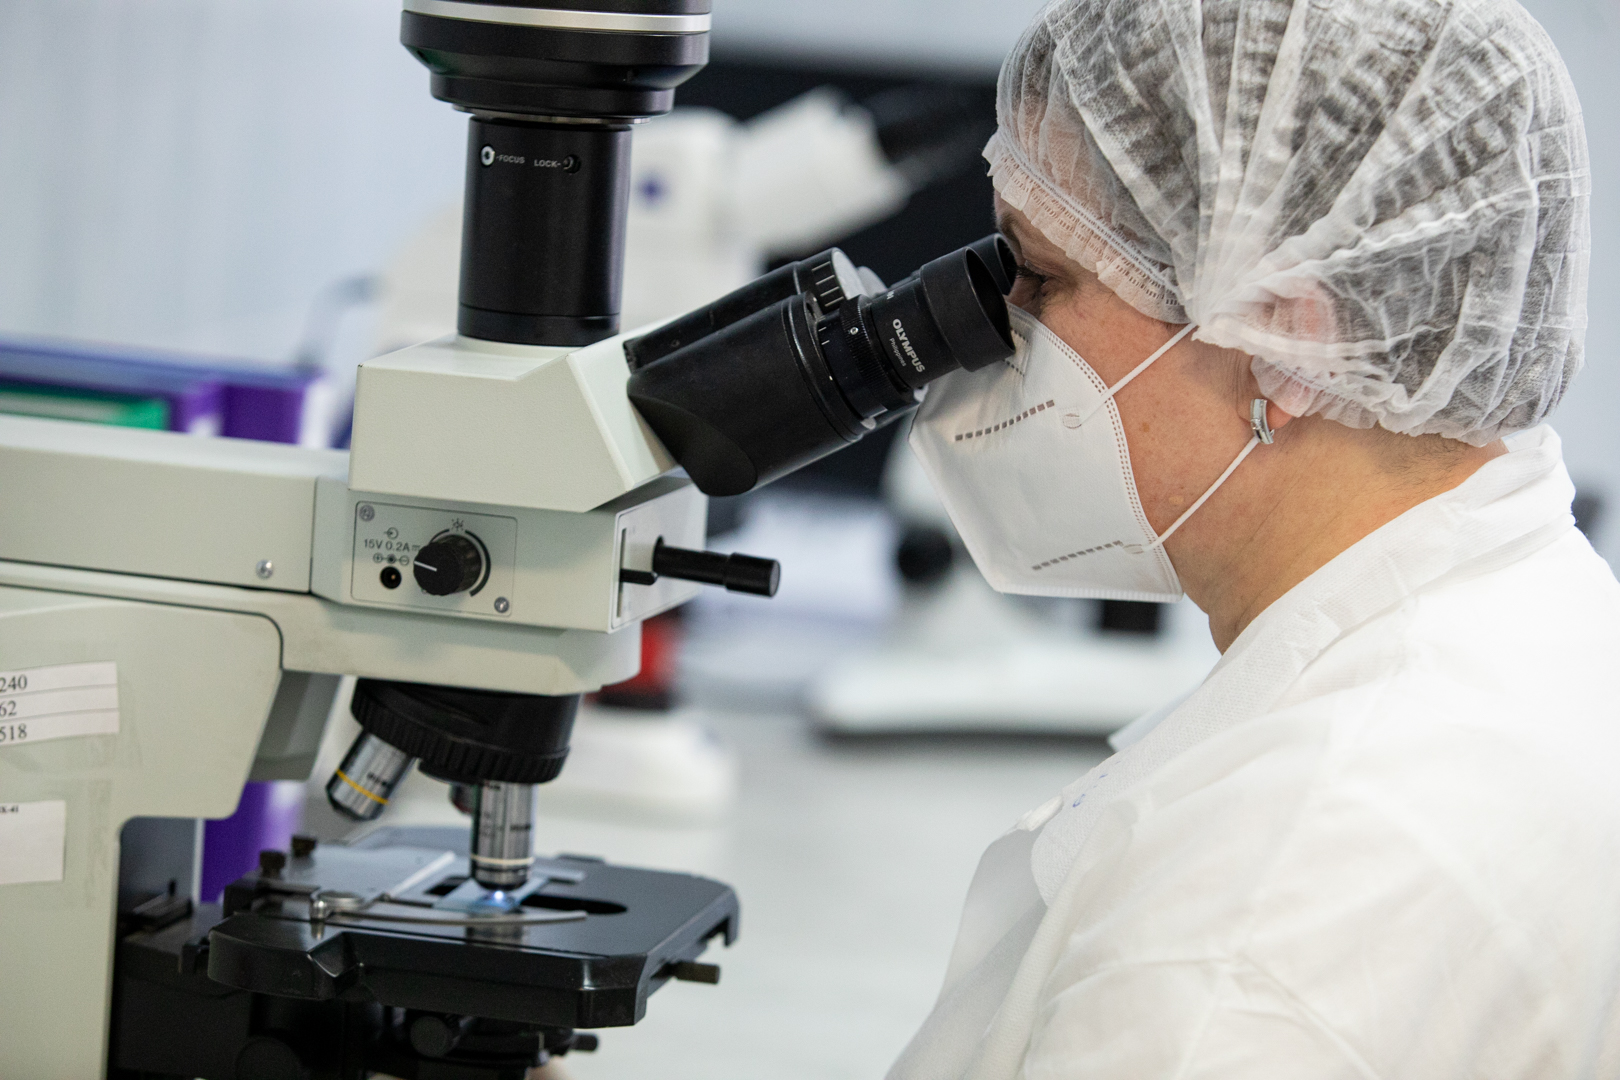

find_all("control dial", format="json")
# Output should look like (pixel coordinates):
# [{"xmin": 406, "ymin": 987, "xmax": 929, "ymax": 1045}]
[{"xmin": 413, "ymin": 533, "xmax": 486, "ymax": 596}]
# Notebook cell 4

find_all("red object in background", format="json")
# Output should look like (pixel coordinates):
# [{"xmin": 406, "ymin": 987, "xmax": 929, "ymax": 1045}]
[{"xmin": 594, "ymin": 610, "xmax": 683, "ymax": 711}]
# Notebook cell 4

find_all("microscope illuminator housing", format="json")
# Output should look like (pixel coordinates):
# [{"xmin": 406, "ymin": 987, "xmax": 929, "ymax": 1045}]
[{"xmin": 348, "ymin": 332, "xmax": 678, "ymax": 513}]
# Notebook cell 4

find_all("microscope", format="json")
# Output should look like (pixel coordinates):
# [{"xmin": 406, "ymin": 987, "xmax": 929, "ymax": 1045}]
[{"xmin": 0, "ymin": 2, "xmax": 1015, "ymax": 1077}]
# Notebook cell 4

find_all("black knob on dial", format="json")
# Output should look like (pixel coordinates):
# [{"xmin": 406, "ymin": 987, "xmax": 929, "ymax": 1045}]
[{"xmin": 413, "ymin": 534, "xmax": 484, "ymax": 596}]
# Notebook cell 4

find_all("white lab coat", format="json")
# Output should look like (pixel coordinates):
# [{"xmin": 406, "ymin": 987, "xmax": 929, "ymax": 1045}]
[{"xmin": 889, "ymin": 426, "xmax": 1620, "ymax": 1080}]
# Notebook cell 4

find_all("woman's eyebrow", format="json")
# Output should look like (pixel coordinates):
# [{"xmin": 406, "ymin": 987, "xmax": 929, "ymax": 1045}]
[{"xmin": 994, "ymin": 210, "xmax": 1027, "ymax": 250}]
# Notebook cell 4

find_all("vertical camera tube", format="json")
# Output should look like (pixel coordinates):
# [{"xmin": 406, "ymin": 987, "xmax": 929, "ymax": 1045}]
[{"xmin": 459, "ymin": 117, "xmax": 631, "ymax": 347}]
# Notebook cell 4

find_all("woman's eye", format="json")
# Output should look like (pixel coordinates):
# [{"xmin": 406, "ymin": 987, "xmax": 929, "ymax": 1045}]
[{"xmin": 1010, "ymin": 264, "xmax": 1054, "ymax": 314}]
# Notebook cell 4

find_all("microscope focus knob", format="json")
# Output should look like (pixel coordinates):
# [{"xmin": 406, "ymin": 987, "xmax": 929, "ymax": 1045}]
[{"xmin": 413, "ymin": 534, "xmax": 484, "ymax": 596}]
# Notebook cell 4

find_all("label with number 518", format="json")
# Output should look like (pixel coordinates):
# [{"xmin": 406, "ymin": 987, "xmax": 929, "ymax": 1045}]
[{"xmin": 0, "ymin": 662, "xmax": 118, "ymax": 748}]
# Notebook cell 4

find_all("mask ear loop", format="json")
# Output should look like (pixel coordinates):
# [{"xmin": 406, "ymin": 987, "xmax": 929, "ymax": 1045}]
[
  {"xmin": 1072, "ymin": 323, "xmax": 1198, "ymax": 430},
  {"xmin": 1129, "ymin": 398, "xmax": 1275, "ymax": 554}
]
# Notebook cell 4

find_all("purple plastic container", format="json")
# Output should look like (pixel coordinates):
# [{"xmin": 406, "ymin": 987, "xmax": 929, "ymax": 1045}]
[
  {"xmin": 0, "ymin": 333, "xmax": 333, "ymax": 445},
  {"xmin": 221, "ymin": 369, "xmax": 331, "ymax": 445},
  {"xmin": 0, "ymin": 338, "xmax": 226, "ymax": 434}
]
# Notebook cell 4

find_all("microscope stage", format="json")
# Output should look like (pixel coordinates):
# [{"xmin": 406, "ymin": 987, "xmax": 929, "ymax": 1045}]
[
  {"xmin": 201, "ymin": 837, "xmax": 738, "ymax": 1030},
  {"xmin": 110, "ymin": 831, "xmax": 738, "ymax": 1078}
]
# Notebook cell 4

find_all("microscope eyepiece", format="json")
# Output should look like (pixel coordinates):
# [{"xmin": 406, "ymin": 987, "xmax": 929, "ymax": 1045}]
[
  {"xmin": 624, "ymin": 248, "xmax": 867, "ymax": 371},
  {"xmin": 625, "ymin": 235, "xmax": 1016, "ymax": 496}
]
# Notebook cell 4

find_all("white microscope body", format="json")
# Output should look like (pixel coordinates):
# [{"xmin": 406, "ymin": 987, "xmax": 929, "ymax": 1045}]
[{"xmin": 0, "ymin": 328, "xmax": 705, "ymax": 1075}]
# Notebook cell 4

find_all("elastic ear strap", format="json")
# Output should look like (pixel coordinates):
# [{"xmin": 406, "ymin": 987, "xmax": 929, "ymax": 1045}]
[
  {"xmin": 1074, "ymin": 322, "xmax": 1198, "ymax": 430},
  {"xmin": 1140, "ymin": 435, "xmax": 1261, "ymax": 553}
]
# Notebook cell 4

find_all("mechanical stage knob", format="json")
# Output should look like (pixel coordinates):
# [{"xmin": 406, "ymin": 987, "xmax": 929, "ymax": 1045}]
[{"xmin": 413, "ymin": 533, "xmax": 485, "ymax": 596}]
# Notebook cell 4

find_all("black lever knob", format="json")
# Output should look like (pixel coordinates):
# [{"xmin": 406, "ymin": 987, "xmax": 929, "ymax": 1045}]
[
  {"xmin": 655, "ymin": 541, "xmax": 780, "ymax": 597},
  {"xmin": 620, "ymin": 540, "xmax": 780, "ymax": 597}
]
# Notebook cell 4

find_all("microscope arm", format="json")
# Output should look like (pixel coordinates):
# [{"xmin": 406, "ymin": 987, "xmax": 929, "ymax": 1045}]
[
  {"xmin": 0, "ymin": 386, "xmax": 703, "ymax": 808},
  {"xmin": 0, "ymin": 559, "xmax": 639, "ymax": 698},
  {"xmin": 0, "ymin": 391, "xmax": 706, "ymax": 647}
]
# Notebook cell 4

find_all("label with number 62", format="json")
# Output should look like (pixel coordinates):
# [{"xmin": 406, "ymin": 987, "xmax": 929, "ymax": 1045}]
[{"xmin": 0, "ymin": 662, "xmax": 119, "ymax": 748}]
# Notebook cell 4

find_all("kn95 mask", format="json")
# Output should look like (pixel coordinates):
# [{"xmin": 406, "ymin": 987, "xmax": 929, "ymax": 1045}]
[{"xmin": 908, "ymin": 305, "xmax": 1267, "ymax": 603}]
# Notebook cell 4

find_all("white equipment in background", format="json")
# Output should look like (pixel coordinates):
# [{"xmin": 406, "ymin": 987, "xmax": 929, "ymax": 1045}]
[{"xmin": 621, "ymin": 92, "xmax": 909, "ymax": 328}]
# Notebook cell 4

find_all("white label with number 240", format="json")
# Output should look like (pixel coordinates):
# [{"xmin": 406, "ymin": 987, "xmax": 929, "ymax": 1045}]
[{"xmin": 0, "ymin": 661, "xmax": 118, "ymax": 748}]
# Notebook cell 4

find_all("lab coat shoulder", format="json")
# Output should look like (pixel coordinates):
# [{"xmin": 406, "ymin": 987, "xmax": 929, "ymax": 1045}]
[
  {"xmin": 1022, "ymin": 528, "xmax": 1620, "ymax": 1079},
  {"xmin": 1287, "ymin": 523, "xmax": 1620, "ymax": 715},
  {"xmin": 1022, "ymin": 707, "xmax": 1364, "ymax": 1077}
]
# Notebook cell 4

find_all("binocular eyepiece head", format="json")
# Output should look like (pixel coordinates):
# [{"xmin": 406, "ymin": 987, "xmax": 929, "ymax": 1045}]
[{"xmin": 626, "ymin": 234, "xmax": 1018, "ymax": 496}]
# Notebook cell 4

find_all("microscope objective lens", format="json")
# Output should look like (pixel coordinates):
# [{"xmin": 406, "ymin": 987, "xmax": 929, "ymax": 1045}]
[
  {"xmin": 326, "ymin": 733, "xmax": 416, "ymax": 822},
  {"xmin": 470, "ymin": 781, "xmax": 538, "ymax": 891}
]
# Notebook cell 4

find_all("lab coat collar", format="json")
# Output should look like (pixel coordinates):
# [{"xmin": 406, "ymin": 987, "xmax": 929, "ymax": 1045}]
[
  {"xmin": 1029, "ymin": 425, "xmax": 1576, "ymax": 902},
  {"xmin": 1220, "ymin": 423, "xmax": 1573, "ymax": 664}
]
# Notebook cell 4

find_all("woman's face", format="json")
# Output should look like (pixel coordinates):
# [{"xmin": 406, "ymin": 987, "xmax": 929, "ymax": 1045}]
[{"xmin": 994, "ymin": 197, "xmax": 1259, "ymax": 545}]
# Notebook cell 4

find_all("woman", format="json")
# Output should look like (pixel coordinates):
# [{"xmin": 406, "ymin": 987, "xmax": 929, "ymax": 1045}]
[{"xmin": 897, "ymin": 0, "xmax": 1616, "ymax": 1076}]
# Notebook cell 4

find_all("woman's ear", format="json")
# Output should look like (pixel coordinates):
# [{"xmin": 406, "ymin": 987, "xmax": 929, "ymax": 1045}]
[
  {"xmin": 1266, "ymin": 399, "xmax": 1295, "ymax": 432},
  {"xmin": 1232, "ymin": 355, "xmax": 1295, "ymax": 434}
]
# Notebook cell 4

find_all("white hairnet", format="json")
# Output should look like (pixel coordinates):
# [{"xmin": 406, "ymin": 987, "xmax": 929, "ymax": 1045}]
[{"xmin": 989, "ymin": 0, "xmax": 1590, "ymax": 445}]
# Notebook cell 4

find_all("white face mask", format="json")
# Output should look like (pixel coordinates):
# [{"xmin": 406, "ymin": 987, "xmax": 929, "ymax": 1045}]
[{"xmin": 908, "ymin": 305, "xmax": 1268, "ymax": 602}]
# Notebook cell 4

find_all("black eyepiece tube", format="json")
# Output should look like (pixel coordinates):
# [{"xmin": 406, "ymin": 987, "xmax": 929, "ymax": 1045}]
[
  {"xmin": 625, "ymin": 248, "xmax": 867, "ymax": 371},
  {"xmin": 969, "ymin": 233, "xmax": 1018, "ymax": 296},
  {"xmin": 627, "ymin": 235, "xmax": 1015, "ymax": 497}
]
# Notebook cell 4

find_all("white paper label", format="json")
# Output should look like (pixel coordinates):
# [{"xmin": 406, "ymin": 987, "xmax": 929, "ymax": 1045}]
[
  {"xmin": 0, "ymin": 800, "xmax": 67, "ymax": 885},
  {"xmin": 0, "ymin": 662, "xmax": 118, "ymax": 748}
]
